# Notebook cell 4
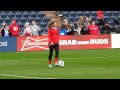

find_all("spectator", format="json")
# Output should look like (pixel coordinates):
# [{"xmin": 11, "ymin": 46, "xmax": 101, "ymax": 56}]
[
  {"xmin": 101, "ymin": 22, "xmax": 111, "ymax": 34},
  {"xmin": 23, "ymin": 22, "xmax": 32, "ymax": 36},
  {"xmin": 9, "ymin": 19, "xmax": 20, "ymax": 36},
  {"xmin": 88, "ymin": 21, "xmax": 99, "ymax": 35},
  {"xmin": 114, "ymin": 19, "xmax": 120, "ymax": 33},
  {"xmin": 30, "ymin": 20, "xmax": 41, "ymax": 36},
  {"xmin": 96, "ymin": 11, "xmax": 104, "ymax": 26},
  {"xmin": 61, "ymin": 19, "xmax": 75, "ymax": 35},
  {"xmin": 80, "ymin": 26, "xmax": 89, "ymax": 35},
  {"xmin": 77, "ymin": 16, "xmax": 85, "ymax": 29},
  {"xmin": 1, "ymin": 23, "xmax": 11, "ymax": 37}
]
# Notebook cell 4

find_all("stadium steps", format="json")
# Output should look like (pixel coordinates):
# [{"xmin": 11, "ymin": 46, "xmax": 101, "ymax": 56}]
[{"xmin": 41, "ymin": 11, "xmax": 63, "ymax": 28}]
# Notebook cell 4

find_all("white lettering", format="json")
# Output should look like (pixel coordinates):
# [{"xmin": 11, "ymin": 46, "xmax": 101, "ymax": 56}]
[
  {"xmin": 0, "ymin": 41, "xmax": 7, "ymax": 46},
  {"xmin": 90, "ymin": 39, "xmax": 108, "ymax": 44}
]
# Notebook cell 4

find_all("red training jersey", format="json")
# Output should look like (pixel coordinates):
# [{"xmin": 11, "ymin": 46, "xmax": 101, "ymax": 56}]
[
  {"xmin": 96, "ymin": 11, "xmax": 104, "ymax": 19},
  {"xmin": 48, "ymin": 27, "xmax": 59, "ymax": 44},
  {"xmin": 88, "ymin": 25, "xmax": 99, "ymax": 35}
]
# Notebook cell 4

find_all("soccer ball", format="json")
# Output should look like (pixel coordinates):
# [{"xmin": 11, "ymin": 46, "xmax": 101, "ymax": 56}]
[{"xmin": 58, "ymin": 60, "xmax": 64, "ymax": 67}]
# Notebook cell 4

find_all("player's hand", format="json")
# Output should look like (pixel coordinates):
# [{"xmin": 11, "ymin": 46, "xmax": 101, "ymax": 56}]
[{"xmin": 51, "ymin": 42, "xmax": 54, "ymax": 45}]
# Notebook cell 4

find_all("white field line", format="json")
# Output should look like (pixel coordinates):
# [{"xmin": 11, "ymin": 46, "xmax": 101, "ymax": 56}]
[
  {"xmin": 0, "ymin": 55, "xmax": 120, "ymax": 61},
  {"xmin": 0, "ymin": 74, "xmax": 58, "ymax": 79}
]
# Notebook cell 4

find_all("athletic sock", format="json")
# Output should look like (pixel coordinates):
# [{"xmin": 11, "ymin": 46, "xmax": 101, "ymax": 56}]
[
  {"xmin": 48, "ymin": 60, "xmax": 52, "ymax": 64},
  {"xmin": 55, "ymin": 58, "xmax": 58, "ymax": 63}
]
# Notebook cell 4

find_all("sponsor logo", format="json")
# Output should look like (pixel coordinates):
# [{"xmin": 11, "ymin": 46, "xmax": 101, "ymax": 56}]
[
  {"xmin": 59, "ymin": 39, "xmax": 108, "ymax": 45},
  {"xmin": 0, "ymin": 41, "xmax": 7, "ymax": 46},
  {"xmin": 21, "ymin": 37, "xmax": 49, "ymax": 51}
]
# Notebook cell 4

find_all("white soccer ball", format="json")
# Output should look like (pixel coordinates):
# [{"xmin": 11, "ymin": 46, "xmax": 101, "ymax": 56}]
[{"xmin": 58, "ymin": 60, "xmax": 64, "ymax": 67}]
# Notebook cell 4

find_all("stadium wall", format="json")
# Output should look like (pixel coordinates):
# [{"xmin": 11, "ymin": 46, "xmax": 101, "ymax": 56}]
[{"xmin": 0, "ymin": 34, "xmax": 120, "ymax": 52}]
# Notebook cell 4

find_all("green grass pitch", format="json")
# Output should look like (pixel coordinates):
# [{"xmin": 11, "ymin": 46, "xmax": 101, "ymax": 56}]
[{"xmin": 0, "ymin": 49, "xmax": 120, "ymax": 79}]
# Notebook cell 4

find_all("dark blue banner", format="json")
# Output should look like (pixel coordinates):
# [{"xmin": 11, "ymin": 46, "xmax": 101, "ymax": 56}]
[{"xmin": 0, "ymin": 37, "xmax": 17, "ymax": 52}]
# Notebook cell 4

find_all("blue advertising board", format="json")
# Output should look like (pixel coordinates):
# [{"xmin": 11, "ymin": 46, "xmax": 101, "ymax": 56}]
[{"xmin": 0, "ymin": 37, "xmax": 17, "ymax": 52}]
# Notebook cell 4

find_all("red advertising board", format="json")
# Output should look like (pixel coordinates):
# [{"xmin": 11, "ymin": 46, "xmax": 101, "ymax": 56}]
[{"xmin": 17, "ymin": 35, "xmax": 111, "ymax": 51}]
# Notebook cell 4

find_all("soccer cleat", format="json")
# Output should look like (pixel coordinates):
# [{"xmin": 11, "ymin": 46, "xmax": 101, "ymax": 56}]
[
  {"xmin": 54, "ymin": 62, "xmax": 59, "ymax": 66},
  {"xmin": 48, "ymin": 64, "xmax": 53, "ymax": 67}
]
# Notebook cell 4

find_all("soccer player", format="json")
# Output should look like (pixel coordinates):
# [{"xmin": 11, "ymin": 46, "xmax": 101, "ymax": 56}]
[{"xmin": 48, "ymin": 21, "xmax": 59, "ymax": 67}]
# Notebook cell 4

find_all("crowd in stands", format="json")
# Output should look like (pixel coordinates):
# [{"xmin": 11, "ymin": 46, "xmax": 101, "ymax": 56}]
[
  {"xmin": 0, "ymin": 19, "xmax": 41, "ymax": 37},
  {"xmin": 59, "ymin": 11, "xmax": 120, "ymax": 35}
]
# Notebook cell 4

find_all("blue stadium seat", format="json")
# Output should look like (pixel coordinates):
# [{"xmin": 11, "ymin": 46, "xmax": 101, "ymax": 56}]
[
  {"xmin": 110, "ymin": 16, "xmax": 117, "ymax": 20},
  {"xmin": 74, "ymin": 16, "xmax": 79, "ymax": 21},
  {"xmin": 70, "ymin": 11, "xmax": 76, "ymax": 17},
  {"xmin": 104, "ymin": 11, "xmax": 112, "ymax": 16},
  {"xmin": 8, "ymin": 12, "xmax": 15, "ymax": 18},
  {"xmin": 23, "ymin": 12, "xmax": 30, "ymax": 18},
  {"xmin": 17, "ymin": 21, "xmax": 24, "ymax": 29},
  {"xmin": 104, "ymin": 16, "xmax": 110, "ymax": 21},
  {"xmin": 12, "ymin": 17, "xmax": 19, "ymax": 22},
  {"xmin": 84, "ymin": 11, "xmax": 91, "ymax": 17},
  {"xmin": 89, "ymin": 16, "xmax": 97, "ymax": 21},
  {"xmin": 4, "ymin": 16, "xmax": 11, "ymax": 23},
  {"xmin": 0, "ymin": 17, "xmax": 4, "ymax": 23},
  {"xmin": 30, "ymin": 11, "xmax": 37, "ymax": 18},
  {"xmin": 91, "ymin": 11, "xmax": 97, "ymax": 16},
  {"xmin": 37, "ymin": 12, "xmax": 45, "ymax": 18},
  {"xmin": 109, "ymin": 20, "xmax": 115, "ymax": 26},
  {"xmin": 27, "ymin": 17, "xmax": 34, "ymax": 22},
  {"xmin": 19, "ymin": 17, "xmax": 27, "ymax": 23},
  {"xmin": 42, "ymin": 17, "xmax": 50, "ymax": 23},
  {"xmin": 15, "ymin": 12, "xmax": 22, "ymax": 18},
  {"xmin": 67, "ymin": 16, "xmax": 74, "ymax": 22},
  {"xmin": 0, "ymin": 12, "xmax": 7, "ymax": 18},
  {"xmin": 112, "ymin": 11, "xmax": 119, "ymax": 16},
  {"xmin": 118, "ymin": 16, "xmax": 120, "ymax": 19},
  {"xmin": 40, "ymin": 22, "xmax": 47, "ymax": 28},
  {"xmin": 34, "ymin": 17, "xmax": 42, "ymax": 22},
  {"xmin": 76, "ymin": 11, "xmax": 84, "ymax": 16},
  {"xmin": 62, "ymin": 11, "xmax": 69, "ymax": 17}
]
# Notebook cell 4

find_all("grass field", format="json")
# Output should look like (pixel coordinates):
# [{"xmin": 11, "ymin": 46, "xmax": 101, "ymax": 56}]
[{"xmin": 0, "ymin": 49, "xmax": 120, "ymax": 79}]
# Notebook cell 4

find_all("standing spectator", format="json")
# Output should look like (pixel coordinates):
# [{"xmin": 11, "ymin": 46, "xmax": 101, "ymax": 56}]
[
  {"xmin": 23, "ymin": 22, "xmax": 32, "ymax": 36},
  {"xmin": 101, "ymin": 22, "xmax": 111, "ymax": 34},
  {"xmin": 1, "ymin": 23, "xmax": 11, "ymax": 37},
  {"xmin": 77, "ymin": 16, "xmax": 85, "ymax": 29},
  {"xmin": 9, "ymin": 19, "xmax": 20, "ymax": 36},
  {"xmin": 88, "ymin": 21, "xmax": 99, "ymax": 35},
  {"xmin": 96, "ymin": 11, "xmax": 104, "ymax": 26},
  {"xmin": 30, "ymin": 20, "xmax": 41, "ymax": 36},
  {"xmin": 61, "ymin": 19, "xmax": 75, "ymax": 35}
]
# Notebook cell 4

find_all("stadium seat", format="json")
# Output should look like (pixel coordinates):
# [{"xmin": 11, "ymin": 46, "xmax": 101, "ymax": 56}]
[
  {"xmin": 19, "ymin": 17, "xmax": 27, "ymax": 23},
  {"xmin": 27, "ymin": 17, "xmax": 34, "ymax": 22},
  {"xmin": 15, "ymin": 12, "xmax": 22, "ymax": 18},
  {"xmin": 62, "ymin": 11, "xmax": 69, "ymax": 17},
  {"xmin": 30, "ymin": 11, "xmax": 37, "ymax": 18},
  {"xmin": 118, "ymin": 16, "xmax": 120, "ymax": 19},
  {"xmin": 4, "ymin": 16, "xmax": 11, "ymax": 23},
  {"xmin": 40, "ymin": 22, "xmax": 47, "ymax": 28},
  {"xmin": 104, "ymin": 16, "xmax": 110, "ymax": 21},
  {"xmin": 76, "ymin": 11, "xmax": 84, "ymax": 16},
  {"xmin": 8, "ymin": 12, "xmax": 15, "ymax": 18},
  {"xmin": 0, "ymin": 12, "xmax": 7, "ymax": 18},
  {"xmin": 110, "ymin": 16, "xmax": 117, "ymax": 20},
  {"xmin": 89, "ymin": 16, "xmax": 97, "ymax": 21},
  {"xmin": 0, "ymin": 17, "xmax": 4, "ymax": 23},
  {"xmin": 37, "ymin": 12, "xmax": 45, "ymax": 18},
  {"xmin": 91, "ymin": 11, "xmax": 97, "ymax": 16},
  {"xmin": 104, "ymin": 11, "xmax": 112, "ymax": 16},
  {"xmin": 112, "ymin": 11, "xmax": 119, "ymax": 16},
  {"xmin": 17, "ymin": 21, "xmax": 24, "ymax": 29},
  {"xmin": 74, "ymin": 16, "xmax": 79, "ymax": 21},
  {"xmin": 70, "ymin": 11, "xmax": 76, "ymax": 17},
  {"xmin": 12, "ymin": 17, "xmax": 19, "ymax": 22},
  {"xmin": 34, "ymin": 17, "xmax": 42, "ymax": 22},
  {"xmin": 42, "ymin": 17, "xmax": 50, "ymax": 23},
  {"xmin": 84, "ymin": 11, "xmax": 91, "ymax": 17},
  {"xmin": 67, "ymin": 16, "xmax": 74, "ymax": 22},
  {"xmin": 22, "ymin": 12, "xmax": 30, "ymax": 18}
]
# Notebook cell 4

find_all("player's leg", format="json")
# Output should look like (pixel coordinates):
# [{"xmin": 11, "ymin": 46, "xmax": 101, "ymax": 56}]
[
  {"xmin": 48, "ymin": 45, "xmax": 54, "ymax": 67},
  {"xmin": 54, "ymin": 44, "xmax": 59, "ymax": 66}
]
